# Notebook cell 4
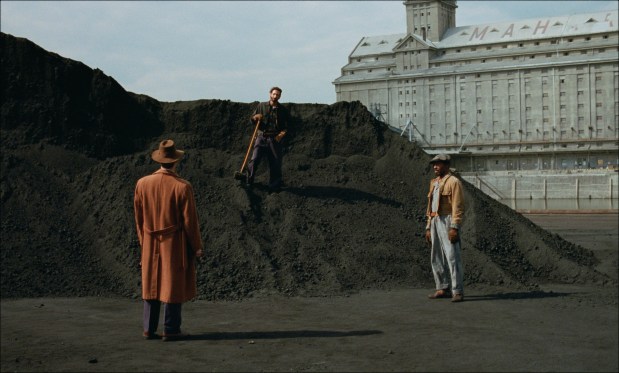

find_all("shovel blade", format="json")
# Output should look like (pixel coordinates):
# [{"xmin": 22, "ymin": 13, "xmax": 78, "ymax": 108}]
[{"xmin": 234, "ymin": 171, "xmax": 247, "ymax": 181}]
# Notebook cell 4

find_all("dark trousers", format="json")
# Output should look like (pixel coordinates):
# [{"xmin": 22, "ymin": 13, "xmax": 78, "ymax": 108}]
[
  {"xmin": 247, "ymin": 135, "xmax": 283, "ymax": 189},
  {"xmin": 143, "ymin": 300, "xmax": 182, "ymax": 335}
]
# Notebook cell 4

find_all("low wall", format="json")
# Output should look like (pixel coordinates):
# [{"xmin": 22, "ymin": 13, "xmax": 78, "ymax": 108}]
[{"xmin": 460, "ymin": 169, "xmax": 619, "ymax": 200}]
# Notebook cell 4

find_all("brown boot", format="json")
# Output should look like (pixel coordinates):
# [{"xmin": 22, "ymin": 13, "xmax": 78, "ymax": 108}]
[
  {"xmin": 428, "ymin": 289, "xmax": 451, "ymax": 299},
  {"xmin": 451, "ymin": 293, "xmax": 464, "ymax": 303},
  {"xmin": 142, "ymin": 331, "xmax": 161, "ymax": 340}
]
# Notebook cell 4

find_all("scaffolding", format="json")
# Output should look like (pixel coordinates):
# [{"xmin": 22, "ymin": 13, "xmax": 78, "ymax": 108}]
[
  {"xmin": 400, "ymin": 119, "xmax": 431, "ymax": 146},
  {"xmin": 371, "ymin": 103, "xmax": 388, "ymax": 123}
]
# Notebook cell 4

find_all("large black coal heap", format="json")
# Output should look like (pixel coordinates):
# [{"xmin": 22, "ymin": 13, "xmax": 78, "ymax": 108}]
[{"xmin": 0, "ymin": 32, "xmax": 609, "ymax": 300}]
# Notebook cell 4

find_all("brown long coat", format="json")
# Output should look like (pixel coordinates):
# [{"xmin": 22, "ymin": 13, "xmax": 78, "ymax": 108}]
[{"xmin": 134, "ymin": 168, "xmax": 203, "ymax": 303}]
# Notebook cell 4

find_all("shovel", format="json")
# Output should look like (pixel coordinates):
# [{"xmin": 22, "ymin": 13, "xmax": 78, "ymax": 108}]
[{"xmin": 234, "ymin": 118, "xmax": 261, "ymax": 181}]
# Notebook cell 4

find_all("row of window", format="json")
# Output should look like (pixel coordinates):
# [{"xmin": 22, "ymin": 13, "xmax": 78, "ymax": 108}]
[
  {"xmin": 397, "ymin": 88, "xmax": 609, "ymax": 96},
  {"xmin": 397, "ymin": 111, "xmax": 611, "ymax": 124},
  {"xmin": 409, "ymin": 76, "xmax": 610, "ymax": 87},
  {"xmin": 400, "ymin": 109, "xmax": 609, "ymax": 122},
  {"xmin": 373, "ymin": 48, "xmax": 612, "ymax": 73},
  {"xmin": 429, "ymin": 47, "xmax": 614, "ymax": 68},
  {"xmin": 381, "ymin": 65, "xmax": 613, "ymax": 82},
  {"xmin": 412, "ymin": 26, "xmax": 432, "ymax": 33},
  {"xmin": 350, "ymin": 45, "xmax": 616, "ymax": 75},
  {"xmin": 426, "ymin": 133, "xmax": 614, "ymax": 143},
  {"xmin": 443, "ymin": 34, "xmax": 612, "ymax": 55},
  {"xmin": 460, "ymin": 156, "xmax": 619, "ymax": 172},
  {"xmin": 428, "ymin": 133, "xmax": 609, "ymax": 142}
]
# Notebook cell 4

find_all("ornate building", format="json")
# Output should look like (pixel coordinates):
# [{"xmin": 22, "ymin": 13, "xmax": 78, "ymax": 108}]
[{"xmin": 334, "ymin": 1, "xmax": 619, "ymax": 173}]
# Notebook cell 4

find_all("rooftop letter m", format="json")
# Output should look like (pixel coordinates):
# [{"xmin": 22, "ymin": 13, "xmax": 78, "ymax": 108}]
[{"xmin": 469, "ymin": 26, "xmax": 489, "ymax": 41}]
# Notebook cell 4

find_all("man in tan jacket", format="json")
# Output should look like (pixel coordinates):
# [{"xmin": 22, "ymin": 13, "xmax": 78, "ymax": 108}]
[
  {"xmin": 424, "ymin": 154, "xmax": 465, "ymax": 303},
  {"xmin": 134, "ymin": 139, "xmax": 204, "ymax": 341}
]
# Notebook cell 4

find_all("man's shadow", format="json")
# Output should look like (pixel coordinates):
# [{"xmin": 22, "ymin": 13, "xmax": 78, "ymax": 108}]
[
  {"xmin": 186, "ymin": 329, "xmax": 383, "ymax": 341},
  {"xmin": 241, "ymin": 183, "xmax": 402, "ymax": 206},
  {"xmin": 238, "ymin": 183, "xmax": 402, "ymax": 223},
  {"xmin": 464, "ymin": 290, "xmax": 572, "ymax": 302},
  {"xmin": 285, "ymin": 186, "xmax": 402, "ymax": 207}
]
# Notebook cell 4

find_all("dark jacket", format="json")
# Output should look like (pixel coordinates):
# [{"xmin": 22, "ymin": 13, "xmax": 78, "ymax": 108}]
[{"xmin": 252, "ymin": 101, "xmax": 289, "ymax": 137}]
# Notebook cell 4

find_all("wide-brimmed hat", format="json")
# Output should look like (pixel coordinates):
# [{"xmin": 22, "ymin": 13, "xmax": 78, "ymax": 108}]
[
  {"xmin": 429, "ymin": 154, "xmax": 450, "ymax": 164},
  {"xmin": 151, "ymin": 139, "xmax": 184, "ymax": 164}
]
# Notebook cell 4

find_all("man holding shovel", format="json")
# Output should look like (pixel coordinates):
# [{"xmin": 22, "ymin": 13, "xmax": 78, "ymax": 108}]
[{"xmin": 245, "ymin": 86, "xmax": 290, "ymax": 192}]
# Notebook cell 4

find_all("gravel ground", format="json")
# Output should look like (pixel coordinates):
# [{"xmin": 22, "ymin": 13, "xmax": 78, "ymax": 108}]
[{"xmin": 1, "ymin": 215, "xmax": 616, "ymax": 372}]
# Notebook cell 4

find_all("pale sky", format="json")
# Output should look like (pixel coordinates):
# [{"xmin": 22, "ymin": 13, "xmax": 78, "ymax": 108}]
[{"xmin": 1, "ymin": 1, "xmax": 617, "ymax": 104}]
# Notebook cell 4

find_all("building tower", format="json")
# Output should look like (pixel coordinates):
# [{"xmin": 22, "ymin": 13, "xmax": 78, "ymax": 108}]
[
  {"xmin": 335, "ymin": 2, "xmax": 619, "ymax": 199},
  {"xmin": 404, "ymin": 0, "xmax": 457, "ymax": 41}
]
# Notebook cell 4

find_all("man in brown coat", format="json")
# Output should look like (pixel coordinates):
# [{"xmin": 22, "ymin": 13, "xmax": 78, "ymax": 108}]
[{"xmin": 134, "ymin": 139, "xmax": 204, "ymax": 341}]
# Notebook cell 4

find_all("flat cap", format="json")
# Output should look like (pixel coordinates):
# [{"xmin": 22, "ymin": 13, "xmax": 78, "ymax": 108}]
[{"xmin": 429, "ymin": 154, "xmax": 451, "ymax": 163}]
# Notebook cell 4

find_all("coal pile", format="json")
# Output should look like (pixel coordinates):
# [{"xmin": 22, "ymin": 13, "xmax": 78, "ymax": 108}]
[{"xmin": 1, "ymin": 32, "xmax": 613, "ymax": 301}]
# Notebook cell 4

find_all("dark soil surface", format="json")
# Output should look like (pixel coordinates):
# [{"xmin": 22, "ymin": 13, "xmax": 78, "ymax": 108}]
[
  {"xmin": 1, "ymin": 214, "xmax": 617, "ymax": 372},
  {"xmin": 1, "ymin": 32, "xmax": 617, "ymax": 372}
]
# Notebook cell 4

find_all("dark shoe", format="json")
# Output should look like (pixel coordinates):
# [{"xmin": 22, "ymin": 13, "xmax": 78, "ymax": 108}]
[
  {"xmin": 428, "ymin": 289, "xmax": 451, "ymax": 299},
  {"xmin": 451, "ymin": 293, "xmax": 464, "ymax": 303},
  {"xmin": 162, "ymin": 332, "xmax": 189, "ymax": 342},
  {"xmin": 268, "ymin": 180, "xmax": 286, "ymax": 192},
  {"xmin": 143, "ymin": 331, "xmax": 161, "ymax": 340}
]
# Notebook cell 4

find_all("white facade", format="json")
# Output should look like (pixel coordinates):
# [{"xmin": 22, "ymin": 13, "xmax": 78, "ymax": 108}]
[{"xmin": 334, "ymin": 1, "xmax": 619, "ymax": 172}]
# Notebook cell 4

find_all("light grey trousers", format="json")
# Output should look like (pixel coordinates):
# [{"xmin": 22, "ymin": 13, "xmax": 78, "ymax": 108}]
[{"xmin": 430, "ymin": 215, "xmax": 464, "ymax": 295}]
